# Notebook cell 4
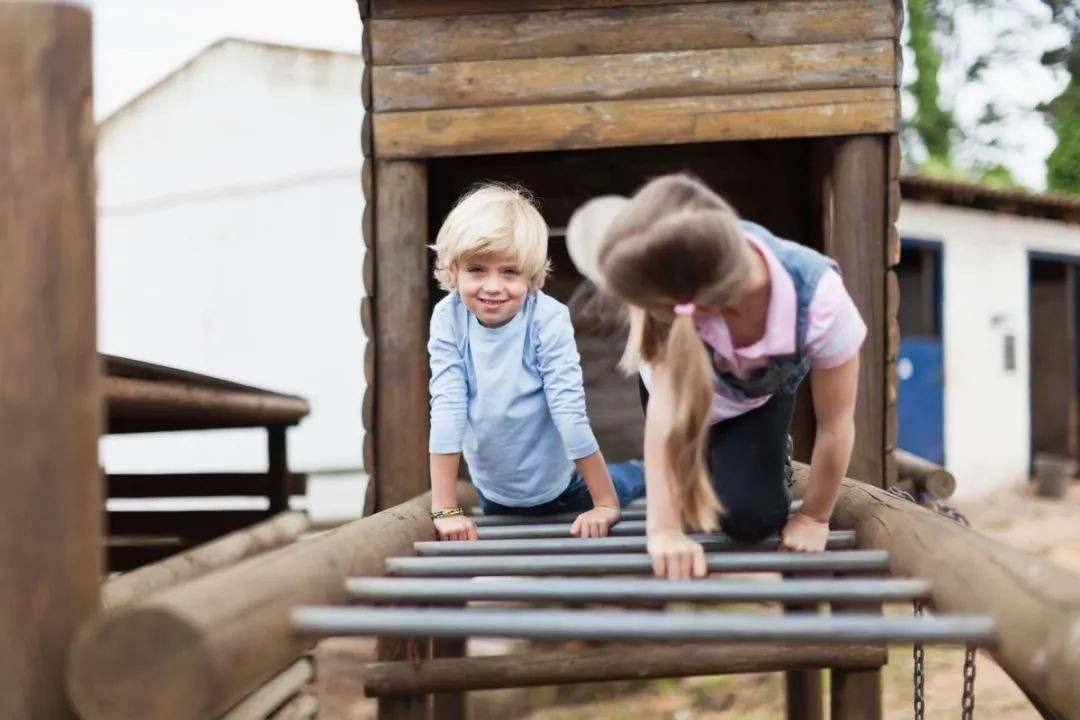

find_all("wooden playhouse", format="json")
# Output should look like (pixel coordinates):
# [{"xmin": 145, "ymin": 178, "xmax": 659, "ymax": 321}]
[{"xmin": 357, "ymin": 0, "xmax": 905, "ymax": 509}]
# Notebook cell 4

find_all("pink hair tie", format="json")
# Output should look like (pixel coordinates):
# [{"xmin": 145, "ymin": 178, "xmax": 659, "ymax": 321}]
[{"xmin": 673, "ymin": 302, "xmax": 696, "ymax": 317}]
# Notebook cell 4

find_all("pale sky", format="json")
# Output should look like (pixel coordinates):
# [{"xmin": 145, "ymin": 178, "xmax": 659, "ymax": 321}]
[
  {"xmin": 88, "ymin": 0, "xmax": 363, "ymax": 118},
  {"xmin": 86, "ymin": 0, "xmax": 1066, "ymax": 188}
]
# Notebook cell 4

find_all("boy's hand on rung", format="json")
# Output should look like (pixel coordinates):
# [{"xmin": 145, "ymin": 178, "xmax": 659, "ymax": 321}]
[
  {"xmin": 646, "ymin": 530, "xmax": 708, "ymax": 580},
  {"xmin": 570, "ymin": 505, "xmax": 621, "ymax": 538},
  {"xmin": 434, "ymin": 515, "xmax": 478, "ymax": 541}
]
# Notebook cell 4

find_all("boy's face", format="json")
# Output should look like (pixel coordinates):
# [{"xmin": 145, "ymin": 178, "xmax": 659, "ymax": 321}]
[{"xmin": 453, "ymin": 251, "xmax": 529, "ymax": 328}]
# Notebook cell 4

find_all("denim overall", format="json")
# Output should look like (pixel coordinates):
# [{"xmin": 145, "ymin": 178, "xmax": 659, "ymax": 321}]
[{"xmin": 710, "ymin": 220, "xmax": 840, "ymax": 402}]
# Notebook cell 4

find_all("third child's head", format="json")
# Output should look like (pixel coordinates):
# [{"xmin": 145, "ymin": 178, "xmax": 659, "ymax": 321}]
[{"xmin": 433, "ymin": 183, "xmax": 550, "ymax": 328}]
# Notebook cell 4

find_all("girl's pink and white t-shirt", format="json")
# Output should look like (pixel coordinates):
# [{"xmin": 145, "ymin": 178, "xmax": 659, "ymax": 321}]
[{"xmin": 640, "ymin": 232, "xmax": 867, "ymax": 423}]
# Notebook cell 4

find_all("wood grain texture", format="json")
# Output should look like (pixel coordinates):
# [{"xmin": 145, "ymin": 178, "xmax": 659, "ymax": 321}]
[
  {"xmin": 821, "ymin": 135, "xmax": 887, "ymax": 487},
  {"xmin": 102, "ymin": 512, "xmax": 309, "ymax": 610},
  {"xmin": 374, "ymin": 40, "xmax": 896, "ymax": 112},
  {"xmin": 219, "ymin": 659, "xmax": 314, "ymax": 720},
  {"xmin": 373, "ymin": 160, "xmax": 430, "ymax": 510},
  {"xmin": 374, "ymin": 87, "xmax": 898, "ymax": 158},
  {"xmin": 0, "ymin": 6, "xmax": 100, "ymax": 719},
  {"xmin": 363, "ymin": 642, "xmax": 886, "ymax": 694},
  {"xmin": 369, "ymin": 1, "xmax": 895, "ymax": 65},
  {"xmin": 791, "ymin": 462, "xmax": 1080, "ymax": 719},
  {"xmin": 372, "ymin": 0, "xmax": 740, "ymax": 18},
  {"xmin": 69, "ymin": 485, "xmax": 476, "ymax": 720}
]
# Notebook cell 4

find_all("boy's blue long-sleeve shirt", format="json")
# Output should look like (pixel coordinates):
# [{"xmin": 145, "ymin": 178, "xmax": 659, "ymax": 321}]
[{"xmin": 427, "ymin": 290, "xmax": 599, "ymax": 506}]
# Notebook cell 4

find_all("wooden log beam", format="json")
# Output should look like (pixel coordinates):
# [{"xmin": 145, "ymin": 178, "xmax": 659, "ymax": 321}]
[
  {"xmin": 368, "ymin": 1, "xmax": 896, "ymax": 65},
  {"xmin": 789, "ymin": 462, "xmax": 1080, "ymax": 718},
  {"xmin": 103, "ymin": 511, "xmax": 309, "ymax": 610},
  {"xmin": 362, "ymin": 642, "xmax": 888, "ymax": 695},
  {"xmin": 374, "ymin": 87, "xmax": 898, "ymax": 159},
  {"xmin": 0, "ymin": 5, "xmax": 100, "ymax": 719},
  {"xmin": 373, "ymin": 41, "xmax": 896, "ymax": 112},
  {"xmin": 219, "ymin": 659, "xmax": 314, "ymax": 720},
  {"xmin": 67, "ymin": 483, "xmax": 476, "ymax": 720},
  {"xmin": 105, "ymin": 376, "xmax": 310, "ymax": 433},
  {"xmin": 894, "ymin": 448, "xmax": 956, "ymax": 499}
]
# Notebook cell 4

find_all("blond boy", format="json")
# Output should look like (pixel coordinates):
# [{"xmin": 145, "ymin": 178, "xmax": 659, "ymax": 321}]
[{"xmin": 427, "ymin": 184, "xmax": 645, "ymax": 541}]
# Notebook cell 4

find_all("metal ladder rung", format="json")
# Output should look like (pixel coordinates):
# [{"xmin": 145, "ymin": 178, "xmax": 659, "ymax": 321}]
[
  {"xmin": 347, "ymin": 576, "xmax": 931, "ymax": 604},
  {"xmin": 415, "ymin": 530, "xmax": 857, "ymax": 556}
]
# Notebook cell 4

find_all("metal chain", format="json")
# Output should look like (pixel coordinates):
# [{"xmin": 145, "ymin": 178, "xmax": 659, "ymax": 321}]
[
  {"xmin": 962, "ymin": 645, "xmax": 977, "ymax": 719},
  {"xmin": 914, "ymin": 600, "xmax": 925, "ymax": 720}
]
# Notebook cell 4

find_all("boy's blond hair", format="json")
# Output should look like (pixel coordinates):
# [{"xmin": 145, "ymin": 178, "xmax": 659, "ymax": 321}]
[{"xmin": 432, "ymin": 183, "xmax": 551, "ymax": 291}]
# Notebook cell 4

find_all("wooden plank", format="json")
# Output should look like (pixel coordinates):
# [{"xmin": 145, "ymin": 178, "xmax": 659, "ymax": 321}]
[
  {"xmin": 372, "ymin": 0, "xmax": 736, "ymax": 17},
  {"xmin": 821, "ymin": 135, "xmax": 887, "ymax": 487},
  {"xmin": 375, "ymin": 87, "xmax": 897, "ymax": 158},
  {"xmin": 369, "ymin": 1, "xmax": 895, "ymax": 65},
  {"xmin": 108, "ymin": 472, "xmax": 307, "ymax": 498},
  {"xmin": 0, "ymin": 6, "xmax": 100, "ymax": 719},
  {"xmin": 373, "ymin": 160, "xmax": 430, "ymax": 510},
  {"xmin": 107, "ymin": 510, "xmax": 275, "ymax": 539},
  {"xmin": 104, "ymin": 512, "xmax": 309, "ymax": 609},
  {"xmin": 69, "ymin": 485, "xmax": 476, "ymax": 720},
  {"xmin": 374, "ymin": 40, "xmax": 896, "ymax": 112}
]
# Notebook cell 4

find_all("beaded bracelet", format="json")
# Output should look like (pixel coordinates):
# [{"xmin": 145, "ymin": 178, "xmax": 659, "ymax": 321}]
[{"xmin": 430, "ymin": 507, "xmax": 465, "ymax": 520}]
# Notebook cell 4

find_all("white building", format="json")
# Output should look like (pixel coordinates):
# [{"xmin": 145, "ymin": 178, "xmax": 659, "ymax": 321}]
[
  {"xmin": 97, "ymin": 39, "xmax": 368, "ymax": 513},
  {"xmin": 897, "ymin": 175, "xmax": 1080, "ymax": 497}
]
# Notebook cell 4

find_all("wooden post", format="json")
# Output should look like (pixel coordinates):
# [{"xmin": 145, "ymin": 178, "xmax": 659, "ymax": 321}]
[
  {"xmin": 377, "ymin": 636, "xmax": 431, "ymax": 720},
  {"xmin": 789, "ymin": 461, "xmax": 1080, "ymax": 718},
  {"xmin": 783, "ymin": 575, "xmax": 823, "ymax": 720},
  {"xmin": 268, "ymin": 425, "xmax": 290, "ymax": 513},
  {"xmin": 821, "ymin": 135, "xmax": 887, "ymax": 487},
  {"xmin": 373, "ymin": 160, "xmax": 430, "ymax": 510},
  {"xmin": 829, "ymin": 574, "xmax": 884, "ymax": 720},
  {"xmin": 430, "ymin": 631, "xmax": 467, "ymax": 720},
  {"xmin": 0, "ymin": 5, "xmax": 101, "ymax": 719}
]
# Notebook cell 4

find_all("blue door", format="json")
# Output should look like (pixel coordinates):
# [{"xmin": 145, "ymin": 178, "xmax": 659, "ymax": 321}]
[{"xmin": 897, "ymin": 338, "xmax": 945, "ymax": 465}]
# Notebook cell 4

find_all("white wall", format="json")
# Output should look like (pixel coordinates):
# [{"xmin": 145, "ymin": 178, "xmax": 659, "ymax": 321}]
[
  {"xmin": 899, "ymin": 201, "xmax": 1080, "ymax": 497},
  {"xmin": 97, "ymin": 40, "xmax": 367, "ymax": 479}
]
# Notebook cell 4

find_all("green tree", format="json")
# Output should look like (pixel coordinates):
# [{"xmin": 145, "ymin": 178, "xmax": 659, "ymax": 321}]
[
  {"xmin": 1041, "ymin": 1, "xmax": 1080, "ymax": 193},
  {"xmin": 906, "ymin": 0, "xmax": 956, "ymax": 161}
]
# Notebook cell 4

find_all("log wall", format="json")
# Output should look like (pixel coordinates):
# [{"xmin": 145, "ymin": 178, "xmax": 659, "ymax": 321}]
[{"xmin": 358, "ymin": 0, "xmax": 902, "ymax": 499}]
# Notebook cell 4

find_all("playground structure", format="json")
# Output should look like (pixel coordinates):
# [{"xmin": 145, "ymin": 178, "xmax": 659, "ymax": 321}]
[{"xmin": 4, "ymin": 2, "xmax": 1080, "ymax": 720}]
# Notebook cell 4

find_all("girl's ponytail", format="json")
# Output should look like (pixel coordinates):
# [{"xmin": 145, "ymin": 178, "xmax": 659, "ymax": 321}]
[{"xmin": 665, "ymin": 314, "xmax": 723, "ymax": 531}]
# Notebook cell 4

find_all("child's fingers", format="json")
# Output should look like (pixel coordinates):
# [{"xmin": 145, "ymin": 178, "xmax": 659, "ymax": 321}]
[
  {"xmin": 692, "ymin": 547, "xmax": 708, "ymax": 578},
  {"xmin": 466, "ymin": 520, "xmax": 479, "ymax": 541},
  {"xmin": 570, "ymin": 516, "xmax": 583, "ymax": 537},
  {"xmin": 651, "ymin": 552, "xmax": 666, "ymax": 578}
]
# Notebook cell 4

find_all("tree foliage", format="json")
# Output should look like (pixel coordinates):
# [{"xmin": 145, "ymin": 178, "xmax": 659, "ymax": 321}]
[{"xmin": 1041, "ymin": 1, "xmax": 1080, "ymax": 193}]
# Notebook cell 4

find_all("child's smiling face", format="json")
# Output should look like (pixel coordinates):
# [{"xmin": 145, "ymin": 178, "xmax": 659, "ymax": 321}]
[{"xmin": 453, "ymin": 251, "xmax": 529, "ymax": 328}]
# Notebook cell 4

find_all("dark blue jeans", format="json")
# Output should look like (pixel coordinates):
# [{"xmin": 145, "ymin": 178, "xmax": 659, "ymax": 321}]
[
  {"xmin": 639, "ymin": 379, "xmax": 793, "ymax": 542},
  {"xmin": 476, "ymin": 461, "xmax": 646, "ymax": 515}
]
